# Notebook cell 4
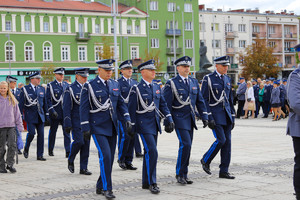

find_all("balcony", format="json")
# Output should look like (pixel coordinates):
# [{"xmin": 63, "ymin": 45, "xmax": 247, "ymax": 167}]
[
  {"xmin": 166, "ymin": 47, "xmax": 182, "ymax": 55},
  {"xmin": 165, "ymin": 29, "xmax": 181, "ymax": 36},
  {"xmin": 284, "ymin": 33, "xmax": 298, "ymax": 39},
  {"xmin": 225, "ymin": 31, "xmax": 238, "ymax": 38},
  {"xmin": 75, "ymin": 32, "xmax": 91, "ymax": 41},
  {"xmin": 226, "ymin": 47, "xmax": 238, "ymax": 54},
  {"xmin": 284, "ymin": 48, "xmax": 296, "ymax": 53},
  {"xmin": 252, "ymin": 32, "xmax": 266, "ymax": 38}
]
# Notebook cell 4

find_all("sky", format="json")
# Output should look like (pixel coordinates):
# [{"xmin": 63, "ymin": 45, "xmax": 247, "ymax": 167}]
[{"xmin": 199, "ymin": 0, "xmax": 300, "ymax": 15}]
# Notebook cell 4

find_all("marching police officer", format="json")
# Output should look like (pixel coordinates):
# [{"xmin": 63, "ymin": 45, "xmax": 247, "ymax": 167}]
[
  {"xmin": 6, "ymin": 75, "xmax": 23, "ymax": 154},
  {"xmin": 63, "ymin": 68, "xmax": 92, "ymax": 175},
  {"xmin": 19, "ymin": 72, "xmax": 47, "ymax": 161},
  {"xmin": 200, "ymin": 56, "xmax": 236, "ymax": 179},
  {"xmin": 128, "ymin": 60, "xmax": 174, "ymax": 194},
  {"xmin": 286, "ymin": 66, "xmax": 300, "ymax": 200},
  {"xmin": 47, "ymin": 67, "xmax": 70, "ymax": 157},
  {"xmin": 163, "ymin": 56, "xmax": 209, "ymax": 185},
  {"xmin": 80, "ymin": 59, "xmax": 132, "ymax": 199},
  {"xmin": 236, "ymin": 77, "xmax": 246, "ymax": 118},
  {"xmin": 117, "ymin": 60, "xmax": 138, "ymax": 170}
]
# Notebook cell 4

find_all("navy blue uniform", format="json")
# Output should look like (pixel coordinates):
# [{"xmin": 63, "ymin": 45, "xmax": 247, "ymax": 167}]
[
  {"xmin": 263, "ymin": 84, "xmax": 273, "ymax": 117},
  {"xmin": 63, "ymin": 81, "xmax": 90, "ymax": 171},
  {"xmin": 163, "ymin": 75, "xmax": 208, "ymax": 178},
  {"xmin": 19, "ymin": 84, "xmax": 47, "ymax": 157},
  {"xmin": 117, "ymin": 76, "xmax": 138, "ymax": 165},
  {"xmin": 201, "ymin": 71, "xmax": 235, "ymax": 173},
  {"xmin": 129, "ymin": 79, "xmax": 173, "ymax": 186},
  {"xmin": 80, "ymin": 76, "xmax": 130, "ymax": 191},
  {"xmin": 47, "ymin": 80, "xmax": 70, "ymax": 155},
  {"xmin": 253, "ymin": 84, "xmax": 260, "ymax": 117}
]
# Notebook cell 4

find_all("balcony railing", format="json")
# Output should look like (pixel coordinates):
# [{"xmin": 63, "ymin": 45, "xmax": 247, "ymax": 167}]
[
  {"xmin": 76, "ymin": 32, "xmax": 91, "ymax": 41},
  {"xmin": 166, "ymin": 47, "xmax": 182, "ymax": 55},
  {"xmin": 284, "ymin": 33, "xmax": 298, "ymax": 39},
  {"xmin": 226, "ymin": 47, "xmax": 237, "ymax": 54},
  {"xmin": 225, "ymin": 31, "xmax": 238, "ymax": 38},
  {"xmin": 165, "ymin": 29, "xmax": 181, "ymax": 36}
]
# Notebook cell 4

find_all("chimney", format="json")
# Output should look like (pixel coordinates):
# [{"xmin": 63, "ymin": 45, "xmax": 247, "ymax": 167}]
[{"xmin": 199, "ymin": 4, "xmax": 205, "ymax": 11}]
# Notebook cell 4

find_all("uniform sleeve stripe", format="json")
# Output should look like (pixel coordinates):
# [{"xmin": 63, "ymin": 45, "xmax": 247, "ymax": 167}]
[
  {"xmin": 81, "ymin": 121, "xmax": 89, "ymax": 125},
  {"xmin": 123, "ymin": 113, "xmax": 129, "ymax": 116},
  {"xmin": 207, "ymin": 112, "xmax": 212, "ymax": 115},
  {"xmin": 166, "ymin": 114, "xmax": 171, "ymax": 117}
]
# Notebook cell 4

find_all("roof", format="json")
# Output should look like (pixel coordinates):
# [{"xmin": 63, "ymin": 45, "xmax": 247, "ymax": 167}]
[{"xmin": 0, "ymin": 0, "xmax": 131, "ymax": 13}]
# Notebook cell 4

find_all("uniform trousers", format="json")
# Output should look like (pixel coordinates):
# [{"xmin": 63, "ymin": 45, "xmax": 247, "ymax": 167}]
[
  {"xmin": 237, "ymin": 100, "xmax": 245, "ymax": 118},
  {"xmin": 48, "ymin": 118, "xmax": 70, "ymax": 154},
  {"xmin": 118, "ymin": 121, "xmax": 134, "ymax": 164},
  {"xmin": 175, "ymin": 128, "xmax": 193, "ymax": 178},
  {"xmin": 25, "ymin": 121, "xmax": 44, "ymax": 157},
  {"xmin": 263, "ymin": 101, "xmax": 271, "ymax": 117},
  {"xmin": 293, "ymin": 136, "xmax": 300, "ymax": 195},
  {"xmin": 93, "ymin": 134, "xmax": 117, "ymax": 191},
  {"xmin": 134, "ymin": 134, "xmax": 142, "ymax": 154},
  {"xmin": 202, "ymin": 124, "xmax": 232, "ymax": 173},
  {"xmin": 69, "ymin": 127, "xmax": 90, "ymax": 170},
  {"xmin": 0, "ymin": 127, "xmax": 16, "ymax": 169},
  {"xmin": 140, "ymin": 134, "xmax": 158, "ymax": 185}
]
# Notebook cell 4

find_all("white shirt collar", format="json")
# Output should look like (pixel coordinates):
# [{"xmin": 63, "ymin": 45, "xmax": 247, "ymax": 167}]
[
  {"xmin": 179, "ymin": 74, "xmax": 189, "ymax": 82},
  {"xmin": 215, "ymin": 70, "xmax": 223, "ymax": 78},
  {"xmin": 30, "ymin": 83, "xmax": 37, "ymax": 89},
  {"xmin": 98, "ymin": 76, "xmax": 108, "ymax": 85},
  {"xmin": 122, "ymin": 76, "xmax": 130, "ymax": 81},
  {"xmin": 56, "ymin": 79, "xmax": 62, "ymax": 84},
  {"xmin": 76, "ymin": 80, "xmax": 83, "ymax": 87},
  {"xmin": 142, "ymin": 78, "xmax": 151, "ymax": 86}
]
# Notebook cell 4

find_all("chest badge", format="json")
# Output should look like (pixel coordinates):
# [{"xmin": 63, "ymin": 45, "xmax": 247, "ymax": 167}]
[{"xmin": 156, "ymin": 90, "xmax": 160, "ymax": 94}]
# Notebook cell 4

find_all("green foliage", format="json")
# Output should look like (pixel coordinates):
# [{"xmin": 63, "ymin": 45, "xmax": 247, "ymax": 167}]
[
  {"xmin": 296, "ymin": 52, "xmax": 300, "ymax": 64},
  {"xmin": 40, "ymin": 64, "xmax": 55, "ymax": 84},
  {"xmin": 142, "ymin": 49, "xmax": 164, "ymax": 72}
]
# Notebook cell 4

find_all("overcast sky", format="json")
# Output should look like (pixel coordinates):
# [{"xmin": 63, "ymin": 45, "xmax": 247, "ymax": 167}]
[{"xmin": 199, "ymin": 0, "xmax": 300, "ymax": 15}]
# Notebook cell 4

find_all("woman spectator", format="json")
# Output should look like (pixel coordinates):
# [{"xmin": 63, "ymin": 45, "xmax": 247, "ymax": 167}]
[
  {"xmin": 0, "ymin": 81, "xmax": 23, "ymax": 173},
  {"xmin": 258, "ymin": 83, "xmax": 265, "ymax": 117},
  {"xmin": 243, "ymin": 81, "xmax": 255, "ymax": 119},
  {"xmin": 270, "ymin": 80, "xmax": 283, "ymax": 121}
]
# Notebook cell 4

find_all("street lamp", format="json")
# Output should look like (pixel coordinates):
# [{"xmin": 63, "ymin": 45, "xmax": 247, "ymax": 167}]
[
  {"xmin": 5, "ymin": 34, "xmax": 11, "ymax": 75},
  {"xmin": 173, "ymin": 5, "xmax": 179, "ymax": 76}
]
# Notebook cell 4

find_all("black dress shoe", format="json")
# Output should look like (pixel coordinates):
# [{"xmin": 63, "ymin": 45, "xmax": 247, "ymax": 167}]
[
  {"xmin": 17, "ymin": 149, "xmax": 22, "ymax": 155},
  {"xmin": 125, "ymin": 163, "xmax": 137, "ymax": 170},
  {"xmin": 0, "ymin": 168, "xmax": 7, "ymax": 173},
  {"xmin": 96, "ymin": 188, "xmax": 104, "ymax": 195},
  {"xmin": 80, "ymin": 169, "xmax": 92, "ymax": 175},
  {"xmin": 149, "ymin": 184, "xmax": 160, "ymax": 194},
  {"xmin": 103, "ymin": 190, "xmax": 115, "ymax": 199},
  {"xmin": 37, "ymin": 157, "xmax": 46, "ymax": 161},
  {"xmin": 65, "ymin": 152, "xmax": 70, "ymax": 158},
  {"xmin": 177, "ymin": 176, "xmax": 187, "ymax": 185},
  {"xmin": 219, "ymin": 172, "xmax": 235, "ymax": 179},
  {"xmin": 117, "ymin": 160, "xmax": 127, "ymax": 170},
  {"xmin": 142, "ymin": 184, "xmax": 149, "ymax": 189},
  {"xmin": 185, "ymin": 178, "xmax": 193, "ymax": 184},
  {"xmin": 201, "ymin": 159, "xmax": 211, "ymax": 175},
  {"xmin": 49, "ymin": 151, "xmax": 54, "ymax": 156},
  {"xmin": 6, "ymin": 165, "xmax": 17, "ymax": 173},
  {"xmin": 23, "ymin": 150, "xmax": 28, "ymax": 159},
  {"xmin": 68, "ymin": 161, "xmax": 74, "ymax": 173},
  {"xmin": 136, "ymin": 152, "xmax": 144, "ymax": 158}
]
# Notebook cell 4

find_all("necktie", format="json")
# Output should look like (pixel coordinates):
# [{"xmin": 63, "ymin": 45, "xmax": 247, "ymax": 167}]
[
  {"xmin": 104, "ymin": 80, "xmax": 109, "ymax": 90},
  {"xmin": 220, "ymin": 75, "xmax": 224, "ymax": 81},
  {"xmin": 12, "ymin": 89, "xmax": 14, "ymax": 95},
  {"xmin": 34, "ymin": 86, "xmax": 37, "ymax": 94},
  {"xmin": 127, "ymin": 79, "xmax": 130, "ymax": 85},
  {"xmin": 184, "ymin": 78, "xmax": 189, "ymax": 87}
]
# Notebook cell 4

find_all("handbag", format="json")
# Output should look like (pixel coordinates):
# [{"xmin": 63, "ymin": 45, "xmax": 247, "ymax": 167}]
[
  {"xmin": 247, "ymin": 98, "xmax": 251, "ymax": 102},
  {"xmin": 247, "ymin": 102, "xmax": 255, "ymax": 110}
]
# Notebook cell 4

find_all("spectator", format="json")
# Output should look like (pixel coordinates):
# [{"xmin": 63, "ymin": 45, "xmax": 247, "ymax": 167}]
[
  {"xmin": 257, "ymin": 83, "xmax": 265, "ymax": 116},
  {"xmin": 243, "ymin": 81, "xmax": 255, "ymax": 119},
  {"xmin": 0, "ymin": 81, "xmax": 23, "ymax": 173},
  {"xmin": 270, "ymin": 81, "xmax": 282, "ymax": 121}
]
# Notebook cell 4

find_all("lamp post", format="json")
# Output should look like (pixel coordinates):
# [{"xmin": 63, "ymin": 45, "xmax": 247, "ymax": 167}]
[
  {"xmin": 5, "ymin": 34, "xmax": 11, "ymax": 75},
  {"xmin": 173, "ymin": 5, "xmax": 179, "ymax": 76},
  {"xmin": 112, "ymin": 0, "xmax": 118, "ymax": 80}
]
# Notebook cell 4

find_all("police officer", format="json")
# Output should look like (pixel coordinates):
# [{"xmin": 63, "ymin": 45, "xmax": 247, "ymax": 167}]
[
  {"xmin": 252, "ymin": 79, "xmax": 260, "ymax": 118},
  {"xmin": 19, "ymin": 72, "xmax": 47, "ymax": 161},
  {"xmin": 63, "ymin": 68, "xmax": 92, "ymax": 175},
  {"xmin": 117, "ymin": 60, "xmax": 138, "ymax": 170},
  {"xmin": 262, "ymin": 79, "xmax": 273, "ymax": 118},
  {"xmin": 200, "ymin": 56, "xmax": 236, "ymax": 179},
  {"xmin": 47, "ymin": 67, "xmax": 70, "ymax": 157},
  {"xmin": 6, "ymin": 75, "xmax": 23, "ymax": 154},
  {"xmin": 128, "ymin": 60, "xmax": 174, "ymax": 194},
  {"xmin": 80, "ymin": 59, "xmax": 132, "ymax": 199},
  {"xmin": 236, "ymin": 77, "xmax": 246, "ymax": 118},
  {"xmin": 163, "ymin": 56, "xmax": 209, "ymax": 185},
  {"xmin": 286, "ymin": 66, "xmax": 300, "ymax": 200}
]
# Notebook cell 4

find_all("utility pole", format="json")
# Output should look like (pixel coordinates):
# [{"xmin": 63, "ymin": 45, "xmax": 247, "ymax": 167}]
[
  {"xmin": 5, "ymin": 34, "xmax": 11, "ymax": 75},
  {"xmin": 112, "ymin": 0, "xmax": 118, "ymax": 79}
]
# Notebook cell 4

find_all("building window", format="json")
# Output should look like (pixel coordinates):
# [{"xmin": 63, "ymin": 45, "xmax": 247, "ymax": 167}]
[
  {"xmin": 269, "ymin": 41, "xmax": 276, "ymax": 48},
  {"xmin": 225, "ymin": 24, "xmax": 233, "ymax": 32},
  {"xmin": 127, "ymin": 25, "xmax": 132, "ymax": 34},
  {"xmin": 5, "ymin": 41, "xmax": 14, "ymax": 61},
  {"xmin": 95, "ymin": 24, "xmax": 100, "ymax": 34},
  {"xmin": 135, "ymin": 25, "xmax": 140, "ymax": 34},
  {"xmin": 284, "ymin": 26, "xmax": 291, "ymax": 35},
  {"xmin": 268, "ymin": 26, "xmax": 275, "ymax": 34},
  {"xmin": 110, "ymin": 46, "xmax": 119, "ymax": 60},
  {"xmin": 252, "ymin": 25, "xmax": 260, "ymax": 33},
  {"xmin": 212, "ymin": 40, "xmax": 221, "ymax": 48},
  {"xmin": 226, "ymin": 40, "xmax": 233, "ymax": 48},
  {"xmin": 285, "ymin": 56, "xmax": 292, "ymax": 64},
  {"xmin": 43, "ymin": 42, "xmax": 52, "ymax": 61},
  {"xmin": 25, "ymin": 21, "xmax": 31, "ymax": 32},
  {"xmin": 61, "ymin": 45, "xmax": 70, "ymax": 61},
  {"xmin": 43, "ymin": 22, "xmax": 49, "ymax": 32},
  {"xmin": 185, "ymin": 22, "xmax": 193, "ymax": 31},
  {"xmin": 199, "ymin": 22, "xmax": 205, "ymax": 32},
  {"xmin": 239, "ymin": 40, "xmax": 246, "ymax": 48},
  {"xmin": 167, "ymin": 2, "xmax": 175, "ymax": 12},
  {"xmin": 150, "ymin": 20, "xmax": 159, "ymax": 29},
  {"xmin": 61, "ymin": 22, "xmax": 67, "ymax": 33},
  {"xmin": 184, "ymin": 3, "xmax": 192, "ymax": 12},
  {"xmin": 238, "ymin": 24, "xmax": 246, "ymax": 32},
  {"xmin": 167, "ymin": 39, "xmax": 178, "ymax": 49},
  {"xmin": 167, "ymin": 21, "xmax": 178, "ymax": 29},
  {"xmin": 5, "ymin": 21, "xmax": 11, "ymax": 31},
  {"xmin": 211, "ymin": 23, "xmax": 219, "ymax": 31},
  {"xmin": 151, "ymin": 38, "xmax": 159, "ymax": 48},
  {"xmin": 24, "ymin": 41, "xmax": 34, "ymax": 61},
  {"xmin": 131, "ymin": 46, "xmax": 139, "ymax": 59},
  {"xmin": 78, "ymin": 46, "xmax": 87, "ymax": 61},
  {"xmin": 185, "ymin": 40, "xmax": 193, "ymax": 49},
  {"xmin": 150, "ymin": 1, "xmax": 158, "ymax": 11},
  {"xmin": 95, "ymin": 46, "xmax": 103, "ymax": 61}
]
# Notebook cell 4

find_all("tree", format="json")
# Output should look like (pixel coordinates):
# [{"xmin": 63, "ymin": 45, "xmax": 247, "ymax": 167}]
[
  {"xmin": 239, "ymin": 38, "xmax": 280, "ymax": 79},
  {"xmin": 142, "ymin": 49, "xmax": 164, "ymax": 72},
  {"xmin": 96, "ymin": 36, "xmax": 114, "ymax": 60},
  {"xmin": 40, "ymin": 63, "xmax": 56, "ymax": 84}
]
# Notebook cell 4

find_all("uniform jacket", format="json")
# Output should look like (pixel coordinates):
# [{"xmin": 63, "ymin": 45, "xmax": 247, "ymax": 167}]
[
  {"xmin": 80, "ymin": 76, "xmax": 130, "ymax": 136},
  {"xmin": 270, "ymin": 87, "xmax": 280, "ymax": 104},
  {"xmin": 236, "ymin": 82, "xmax": 247, "ymax": 100},
  {"xmin": 46, "ymin": 80, "xmax": 69, "ymax": 119},
  {"xmin": 253, "ymin": 84, "xmax": 260, "ymax": 101},
  {"xmin": 63, "ymin": 81, "xmax": 83, "ymax": 129},
  {"xmin": 279, "ymin": 84, "xmax": 287, "ymax": 103},
  {"xmin": 11, "ymin": 88, "xmax": 21, "ymax": 102},
  {"xmin": 286, "ymin": 67, "xmax": 300, "ymax": 137},
  {"xmin": 19, "ymin": 84, "xmax": 47, "ymax": 123},
  {"xmin": 117, "ymin": 76, "xmax": 138, "ymax": 122},
  {"xmin": 263, "ymin": 84, "xmax": 273, "ymax": 102},
  {"xmin": 201, "ymin": 71, "xmax": 235, "ymax": 125},
  {"xmin": 163, "ymin": 75, "xmax": 208, "ymax": 131},
  {"xmin": 128, "ymin": 79, "xmax": 173, "ymax": 135}
]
